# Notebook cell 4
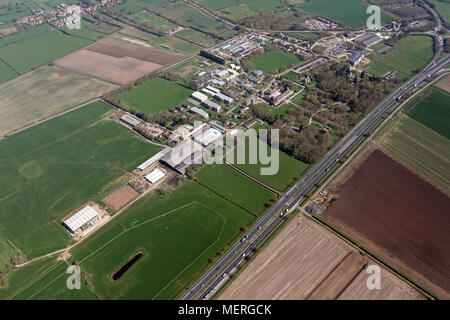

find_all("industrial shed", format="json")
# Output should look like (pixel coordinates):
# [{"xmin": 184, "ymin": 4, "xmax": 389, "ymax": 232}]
[
  {"xmin": 145, "ymin": 168, "xmax": 166, "ymax": 184},
  {"xmin": 63, "ymin": 206, "xmax": 98, "ymax": 234},
  {"xmin": 194, "ymin": 128, "xmax": 222, "ymax": 147},
  {"xmin": 137, "ymin": 148, "xmax": 170, "ymax": 171}
]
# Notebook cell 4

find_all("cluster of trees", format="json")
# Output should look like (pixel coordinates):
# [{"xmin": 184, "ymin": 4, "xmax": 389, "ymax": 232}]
[{"xmin": 241, "ymin": 7, "xmax": 308, "ymax": 30}]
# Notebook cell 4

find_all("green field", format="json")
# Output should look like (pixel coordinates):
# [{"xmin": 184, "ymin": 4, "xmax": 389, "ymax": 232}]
[
  {"xmin": 0, "ymin": 60, "xmax": 17, "ymax": 84},
  {"xmin": 246, "ymin": 48, "xmax": 304, "ymax": 74},
  {"xmin": 0, "ymin": 65, "xmax": 117, "ymax": 137},
  {"xmin": 374, "ymin": 84, "xmax": 450, "ymax": 192},
  {"xmin": 11, "ymin": 181, "xmax": 253, "ymax": 299},
  {"xmin": 406, "ymin": 86, "xmax": 450, "ymax": 139},
  {"xmin": 131, "ymin": 9, "xmax": 176, "ymax": 32},
  {"xmin": 175, "ymin": 28, "xmax": 219, "ymax": 48},
  {"xmin": 231, "ymin": 138, "xmax": 309, "ymax": 191},
  {"xmin": 0, "ymin": 102, "xmax": 163, "ymax": 260},
  {"xmin": 0, "ymin": 26, "xmax": 92, "ymax": 74},
  {"xmin": 196, "ymin": 164, "xmax": 276, "ymax": 214},
  {"xmin": 298, "ymin": 0, "xmax": 392, "ymax": 29},
  {"xmin": 118, "ymin": 77, "xmax": 193, "ymax": 114},
  {"xmin": 432, "ymin": 0, "xmax": 450, "ymax": 24},
  {"xmin": 366, "ymin": 35, "xmax": 434, "ymax": 78}
]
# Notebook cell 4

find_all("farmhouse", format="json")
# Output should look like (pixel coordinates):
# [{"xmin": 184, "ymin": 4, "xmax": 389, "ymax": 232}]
[
  {"xmin": 63, "ymin": 205, "xmax": 99, "ymax": 234},
  {"xmin": 347, "ymin": 51, "xmax": 367, "ymax": 66}
]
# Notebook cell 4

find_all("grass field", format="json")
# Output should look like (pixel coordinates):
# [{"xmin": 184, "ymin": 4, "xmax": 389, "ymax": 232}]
[
  {"xmin": 117, "ymin": 26, "xmax": 199, "ymax": 55},
  {"xmin": 0, "ymin": 60, "xmax": 17, "ymax": 84},
  {"xmin": 0, "ymin": 26, "xmax": 92, "ymax": 74},
  {"xmin": 405, "ymin": 86, "xmax": 450, "ymax": 139},
  {"xmin": 118, "ymin": 77, "xmax": 193, "ymax": 114},
  {"xmin": 131, "ymin": 9, "xmax": 176, "ymax": 32},
  {"xmin": 196, "ymin": 164, "xmax": 276, "ymax": 214},
  {"xmin": 231, "ymin": 138, "xmax": 309, "ymax": 191},
  {"xmin": 246, "ymin": 48, "xmax": 304, "ymax": 74},
  {"xmin": 0, "ymin": 66, "xmax": 117, "ymax": 137},
  {"xmin": 175, "ymin": 28, "xmax": 219, "ymax": 48},
  {"xmin": 0, "ymin": 102, "xmax": 163, "ymax": 260},
  {"xmin": 13, "ymin": 181, "xmax": 253, "ymax": 299},
  {"xmin": 374, "ymin": 84, "xmax": 450, "ymax": 192},
  {"xmin": 432, "ymin": 0, "xmax": 450, "ymax": 24},
  {"xmin": 366, "ymin": 35, "xmax": 434, "ymax": 78},
  {"xmin": 298, "ymin": 0, "xmax": 392, "ymax": 29}
]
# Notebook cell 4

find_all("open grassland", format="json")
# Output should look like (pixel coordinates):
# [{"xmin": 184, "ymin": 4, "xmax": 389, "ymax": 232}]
[
  {"xmin": 141, "ymin": 0, "xmax": 237, "ymax": 39},
  {"xmin": 0, "ymin": 60, "xmax": 17, "ymax": 84},
  {"xmin": 175, "ymin": 28, "xmax": 219, "ymax": 48},
  {"xmin": 0, "ymin": 26, "xmax": 92, "ymax": 74},
  {"xmin": 196, "ymin": 164, "xmax": 276, "ymax": 215},
  {"xmin": 366, "ymin": 35, "xmax": 434, "ymax": 78},
  {"xmin": 117, "ymin": 26, "xmax": 200, "ymax": 55},
  {"xmin": 0, "ymin": 102, "xmax": 163, "ymax": 260},
  {"xmin": 298, "ymin": 0, "xmax": 392, "ymax": 28},
  {"xmin": 17, "ymin": 181, "xmax": 253, "ymax": 300},
  {"xmin": 230, "ymin": 138, "xmax": 309, "ymax": 191},
  {"xmin": 324, "ymin": 149, "xmax": 450, "ymax": 299},
  {"xmin": 432, "ymin": 0, "xmax": 450, "ymax": 24},
  {"xmin": 118, "ymin": 77, "xmax": 193, "ymax": 114},
  {"xmin": 0, "ymin": 66, "xmax": 117, "ymax": 137},
  {"xmin": 246, "ymin": 48, "xmax": 304, "ymax": 74},
  {"xmin": 405, "ymin": 86, "xmax": 450, "ymax": 139},
  {"xmin": 131, "ymin": 9, "xmax": 177, "ymax": 32}
]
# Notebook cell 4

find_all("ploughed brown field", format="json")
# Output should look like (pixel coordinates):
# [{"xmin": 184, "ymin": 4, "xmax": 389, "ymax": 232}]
[
  {"xmin": 324, "ymin": 148, "xmax": 450, "ymax": 299},
  {"xmin": 219, "ymin": 215, "xmax": 422, "ymax": 300},
  {"xmin": 54, "ymin": 38, "xmax": 184, "ymax": 85},
  {"xmin": 104, "ymin": 184, "xmax": 139, "ymax": 211},
  {"xmin": 435, "ymin": 74, "xmax": 450, "ymax": 93}
]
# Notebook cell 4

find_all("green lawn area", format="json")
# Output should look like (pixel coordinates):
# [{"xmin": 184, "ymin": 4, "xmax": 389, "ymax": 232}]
[
  {"xmin": 298, "ymin": 0, "xmax": 392, "ymax": 29},
  {"xmin": 256, "ymin": 102, "xmax": 298, "ymax": 117},
  {"xmin": 196, "ymin": 164, "xmax": 276, "ymax": 214},
  {"xmin": 118, "ymin": 77, "xmax": 193, "ymax": 114},
  {"xmin": 0, "ymin": 102, "xmax": 163, "ymax": 260},
  {"xmin": 246, "ymin": 48, "xmax": 304, "ymax": 74},
  {"xmin": 18, "ymin": 181, "xmax": 253, "ymax": 300},
  {"xmin": 432, "ymin": 0, "xmax": 450, "ymax": 24},
  {"xmin": 366, "ymin": 35, "xmax": 434, "ymax": 78},
  {"xmin": 230, "ymin": 138, "xmax": 309, "ymax": 191},
  {"xmin": 0, "ymin": 60, "xmax": 17, "ymax": 84},
  {"xmin": 0, "ymin": 26, "xmax": 92, "ymax": 74},
  {"xmin": 405, "ymin": 86, "xmax": 450, "ymax": 139}
]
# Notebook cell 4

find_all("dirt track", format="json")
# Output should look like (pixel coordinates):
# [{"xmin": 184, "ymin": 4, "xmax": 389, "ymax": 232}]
[{"xmin": 324, "ymin": 148, "xmax": 450, "ymax": 299}]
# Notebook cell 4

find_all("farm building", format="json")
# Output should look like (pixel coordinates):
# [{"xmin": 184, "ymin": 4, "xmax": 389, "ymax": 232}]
[
  {"xmin": 202, "ymin": 100, "xmax": 222, "ymax": 112},
  {"xmin": 161, "ymin": 141, "xmax": 202, "ymax": 174},
  {"xmin": 194, "ymin": 128, "xmax": 222, "ymax": 147},
  {"xmin": 191, "ymin": 91, "xmax": 208, "ymax": 102},
  {"xmin": 121, "ymin": 114, "xmax": 141, "ymax": 127},
  {"xmin": 63, "ymin": 205, "xmax": 99, "ymax": 234},
  {"xmin": 211, "ymin": 122, "xmax": 226, "ymax": 133},
  {"xmin": 355, "ymin": 33, "xmax": 382, "ymax": 47},
  {"xmin": 137, "ymin": 148, "xmax": 170, "ymax": 171},
  {"xmin": 347, "ymin": 51, "xmax": 365, "ymax": 66},
  {"xmin": 201, "ymin": 88, "xmax": 217, "ymax": 96},
  {"xmin": 206, "ymin": 86, "xmax": 220, "ymax": 94},
  {"xmin": 190, "ymin": 107, "xmax": 209, "ymax": 119},
  {"xmin": 145, "ymin": 168, "xmax": 166, "ymax": 184}
]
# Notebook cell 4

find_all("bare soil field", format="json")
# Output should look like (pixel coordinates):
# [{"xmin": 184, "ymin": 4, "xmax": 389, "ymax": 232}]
[
  {"xmin": 0, "ymin": 66, "xmax": 117, "ymax": 137},
  {"xmin": 104, "ymin": 184, "xmax": 139, "ymax": 211},
  {"xmin": 86, "ymin": 38, "xmax": 184, "ymax": 66},
  {"xmin": 219, "ymin": 215, "xmax": 422, "ymax": 300},
  {"xmin": 55, "ymin": 50, "xmax": 162, "ymax": 85},
  {"xmin": 324, "ymin": 148, "xmax": 450, "ymax": 299},
  {"xmin": 435, "ymin": 74, "xmax": 450, "ymax": 93},
  {"xmin": 54, "ymin": 38, "xmax": 185, "ymax": 85}
]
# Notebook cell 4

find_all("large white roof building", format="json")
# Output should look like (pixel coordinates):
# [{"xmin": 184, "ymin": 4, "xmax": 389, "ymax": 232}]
[
  {"xmin": 63, "ymin": 206, "xmax": 98, "ymax": 234},
  {"xmin": 145, "ymin": 168, "xmax": 166, "ymax": 184}
]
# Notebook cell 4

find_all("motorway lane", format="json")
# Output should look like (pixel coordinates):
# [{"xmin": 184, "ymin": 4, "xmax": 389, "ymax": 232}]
[{"xmin": 184, "ymin": 55, "xmax": 450, "ymax": 300}]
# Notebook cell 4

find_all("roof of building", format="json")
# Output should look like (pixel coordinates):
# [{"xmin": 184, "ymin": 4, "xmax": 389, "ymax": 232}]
[
  {"xmin": 194, "ymin": 128, "xmax": 222, "ymax": 146},
  {"xmin": 202, "ymin": 100, "xmax": 222, "ymax": 111},
  {"xmin": 137, "ymin": 148, "xmax": 170, "ymax": 171},
  {"xmin": 201, "ymin": 88, "xmax": 216, "ymax": 96},
  {"xmin": 191, "ymin": 91, "xmax": 208, "ymax": 102},
  {"xmin": 214, "ymin": 92, "xmax": 233, "ymax": 104},
  {"xmin": 347, "ymin": 51, "xmax": 365, "ymax": 64},
  {"xmin": 211, "ymin": 122, "xmax": 226, "ymax": 133},
  {"xmin": 206, "ymin": 85, "xmax": 220, "ymax": 94},
  {"xmin": 145, "ymin": 168, "xmax": 166, "ymax": 184},
  {"xmin": 190, "ymin": 107, "xmax": 209, "ymax": 118},
  {"xmin": 356, "ymin": 33, "xmax": 382, "ymax": 47},
  {"xmin": 63, "ymin": 206, "xmax": 97, "ymax": 233},
  {"xmin": 120, "ymin": 114, "xmax": 141, "ymax": 127}
]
